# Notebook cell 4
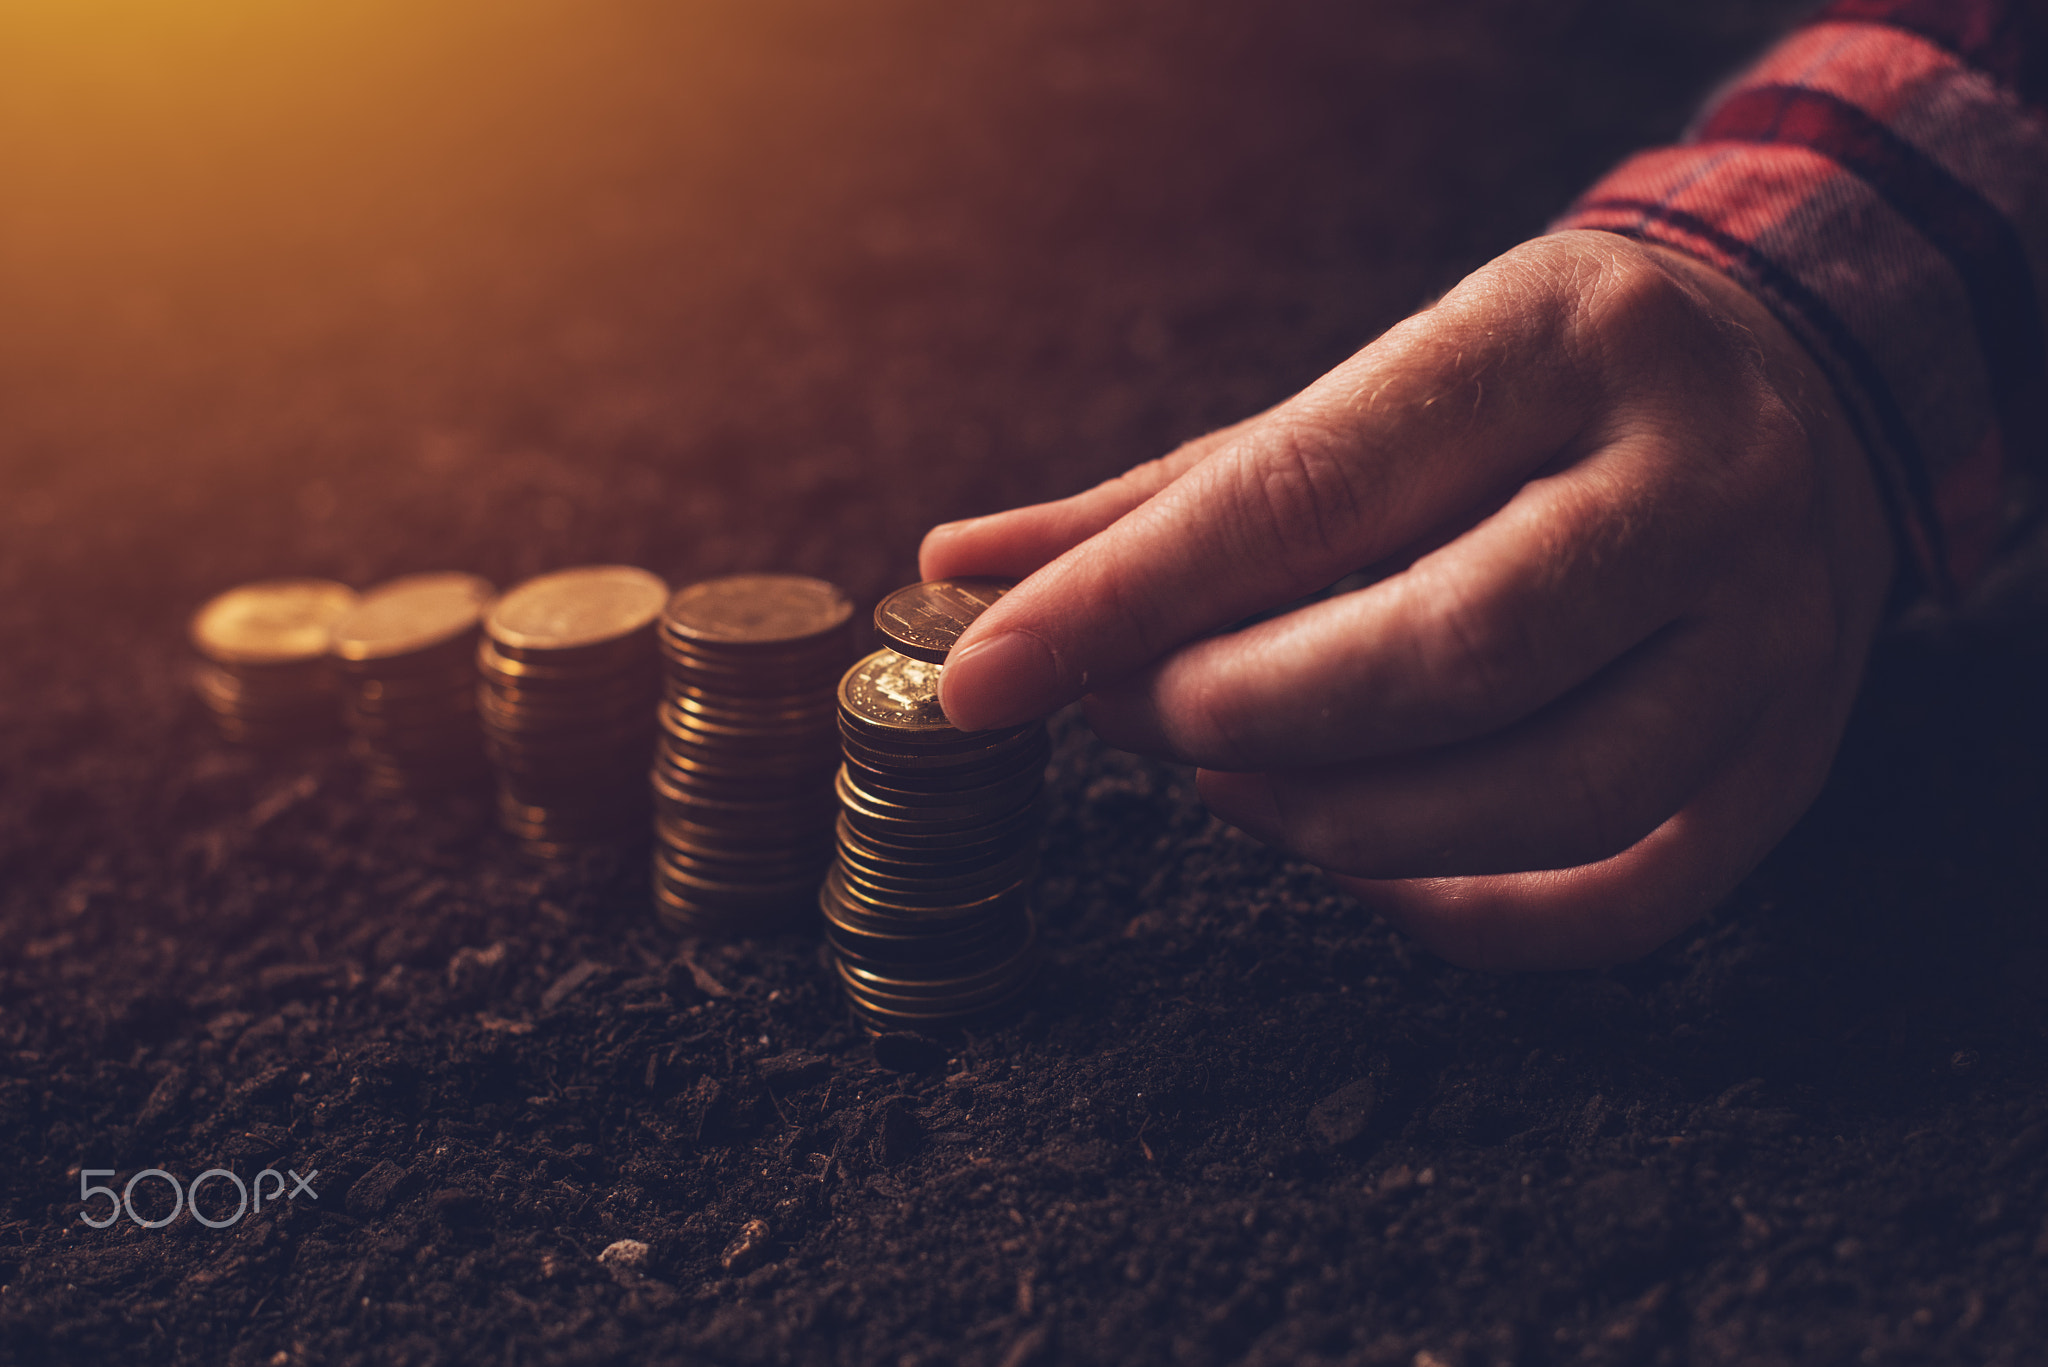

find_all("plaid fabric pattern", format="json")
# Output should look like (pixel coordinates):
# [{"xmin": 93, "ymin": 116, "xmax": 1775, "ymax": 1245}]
[{"xmin": 1554, "ymin": 1, "xmax": 2048, "ymax": 599}]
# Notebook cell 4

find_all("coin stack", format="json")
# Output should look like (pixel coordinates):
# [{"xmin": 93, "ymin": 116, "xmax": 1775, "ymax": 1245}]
[
  {"xmin": 477, "ymin": 565, "xmax": 668, "ymax": 857},
  {"xmin": 189, "ymin": 579, "xmax": 359, "ymax": 746},
  {"xmin": 651, "ymin": 575, "xmax": 855, "ymax": 937},
  {"xmin": 330, "ymin": 572, "xmax": 495, "ymax": 795},
  {"xmin": 822, "ymin": 577, "xmax": 1046, "ymax": 1028}
]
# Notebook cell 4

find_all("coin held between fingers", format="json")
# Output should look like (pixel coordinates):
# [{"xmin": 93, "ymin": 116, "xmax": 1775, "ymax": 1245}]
[{"xmin": 873, "ymin": 577, "xmax": 1013, "ymax": 663}]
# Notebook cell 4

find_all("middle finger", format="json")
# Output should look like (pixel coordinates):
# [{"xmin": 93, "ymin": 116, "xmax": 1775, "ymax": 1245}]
[{"xmin": 1085, "ymin": 436, "xmax": 1715, "ymax": 770}]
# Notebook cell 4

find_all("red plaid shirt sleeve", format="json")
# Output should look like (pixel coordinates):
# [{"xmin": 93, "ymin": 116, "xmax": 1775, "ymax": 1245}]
[{"xmin": 1552, "ymin": 0, "xmax": 2048, "ymax": 601}]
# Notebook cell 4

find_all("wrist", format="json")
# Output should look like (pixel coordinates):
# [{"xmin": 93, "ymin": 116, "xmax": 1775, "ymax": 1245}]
[{"xmin": 1611, "ymin": 233, "xmax": 1896, "ymax": 629}]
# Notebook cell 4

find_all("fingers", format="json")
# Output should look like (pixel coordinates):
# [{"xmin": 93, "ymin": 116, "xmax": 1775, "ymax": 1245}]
[
  {"xmin": 1317, "ymin": 678, "xmax": 1850, "ymax": 971},
  {"xmin": 938, "ymin": 254, "xmax": 1605, "ymax": 732},
  {"xmin": 1083, "ymin": 434, "xmax": 1709, "ymax": 769},
  {"xmin": 917, "ymin": 417, "xmax": 1252, "ymax": 583},
  {"xmin": 1191, "ymin": 605, "xmax": 1799, "ymax": 878}
]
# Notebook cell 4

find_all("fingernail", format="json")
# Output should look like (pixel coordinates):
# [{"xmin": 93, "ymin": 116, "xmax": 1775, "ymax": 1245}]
[{"xmin": 940, "ymin": 631, "xmax": 1061, "ymax": 730}]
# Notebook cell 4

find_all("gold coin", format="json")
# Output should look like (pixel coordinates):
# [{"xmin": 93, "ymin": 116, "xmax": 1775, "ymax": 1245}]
[
  {"xmin": 657, "ymin": 839, "xmax": 833, "ymax": 875},
  {"xmin": 656, "ymin": 764, "xmax": 835, "ymax": 803},
  {"xmin": 837, "ymin": 836, "xmax": 1034, "ymax": 888},
  {"xmin": 872, "ymin": 577, "xmax": 1013, "ymax": 664},
  {"xmin": 666, "ymin": 685, "xmax": 838, "ymax": 719},
  {"xmin": 828, "ymin": 940, "xmax": 1027, "ymax": 992},
  {"xmin": 646, "ymin": 575, "xmax": 855, "ymax": 934},
  {"xmin": 840, "ymin": 721, "xmax": 1044, "ymax": 762},
  {"xmin": 838, "ymin": 791, "xmax": 1045, "ymax": 850},
  {"xmin": 192, "ymin": 662, "xmax": 330, "ymax": 709},
  {"xmin": 833, "ymin": 950, "xmax": 1036, "ymax": 1017},
  {"xmin": 651, "ymin": 765, "xmax": 838, "ymax": 818},
  {"xmin": 661, "ymin": 635, "xmax": 845, "ymax": 668},
  {"xmin": 819, "ymin": 892, "xmax": 997, "ymax": 942},
  {"xmin": 346, "ymin": 680, "xmax": 473, "ymax": 721},
  {"xmin": 656, "ymin": 811, "xmax": 830, "ymax": 852},
  {"xmin": 653, "ymin": 856, "xmax": 822, "ymax": 899},
  {"xmin": 822, "ymin": 861, "xmax": 1030, "ymax": 919},
  {"xmin": 191, "ymin": 579, "xmax": 358, "ymax": 666},
  {"xmin": 834, "ymin": 816, "xmax": 1027, "ymax": 874},
  {"xmin": 652, "ymin": 882, "xmax": 810, "ymax": 937},
  {"xmin": 837, "ymin": 649, "xmax": 961, "ymax": 737},
  {"xmin": 484, "ymin": 565, "xmax": 668, "ymax": 654},
  {"xmin": 823, "ymin": 910, "xmax": 1021, "ymax": 960},
  {"xmin": 475, "ymin": 638, "xmax": 646, "ymax": 682},
  {"xmin": 836, "ymin": 858, "xmax": 1036, "ymax": 912},
  {"xmin": 835, "ymin": 765, "xmax": 1038, "ymax": 830},
  {"xmin": 842, "ymin": 754, "xmax": 1044, "ymax": 806},
  {"xmin": 660, "ymin": 698, "xmax": 836, "ymax": 742},
  {"xmin": 661, "ymin": 574, "xmax": 855, "ymax": 650},
  {"xmin": 332, "ymin": 572, "xmax": 494, "ymax": 662},
  {"xmin": 835, "ymin": 940, "xmax": 1037, "ymax": 1001}
]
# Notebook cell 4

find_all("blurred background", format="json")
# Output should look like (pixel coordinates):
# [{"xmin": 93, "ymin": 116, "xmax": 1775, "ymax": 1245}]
[
  {"xmin": 0, "ymin": 0, "xmax": 1811, "ymax": 873},
  {"xmin": 0, "ymin": 0, "xmax": 1811, "ymax": 596}
]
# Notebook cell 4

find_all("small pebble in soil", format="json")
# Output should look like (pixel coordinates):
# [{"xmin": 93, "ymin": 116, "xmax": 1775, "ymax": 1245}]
[
  {"xmin": 721, "ymin": 1219, "xmax": 772, "ymax": 1272},
  {"xmin": 1307, "ymin": 1078, "xmax": 1377, "ymax": 1148},
  {"xmin": 599, "ymin": 1239, "xmax": 651, "ymax": 1271}
]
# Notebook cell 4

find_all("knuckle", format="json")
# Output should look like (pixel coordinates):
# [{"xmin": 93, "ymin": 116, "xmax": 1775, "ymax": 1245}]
[
  {"xmin": 1571, "ymin": 249, "xmax": 1723, "ymax": 385},
  {"xmin": 1146, "ymin": 648, "xmax": 1263, "ymax": 767},
  {"xmin": 1583, "ymin": 243, "xmax": 1694, "ymax": 336},
  {"xmin": 1226, "ymin": 419, "xmax": 1360, "ymax": 575},
  {"xmin": 1414, "ymin": 574, "xmax": 1528, "ymax": 723},
  {"xmin": 1087, "ymin": 543, "xmax": 1151, "ymax": 644},
  {"xmin": 1097, "ymin": 457, "xmax": 1165, "ymax": 501}
]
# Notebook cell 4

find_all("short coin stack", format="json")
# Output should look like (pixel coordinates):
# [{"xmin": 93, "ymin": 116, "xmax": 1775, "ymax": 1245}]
[
  {"xmin": 330, "ymin": 572, "xmax": 495, "ymax": 795},
  {"xmin": 477, "ymin": 565, "xmax": 667, "ymax": 857},
  {"xmin": 189, "ymin": 579, "xmax": 359, "ymax": 746},
  {"xmin": 651, "ymin": 574, "xmax": 854, "ymax": 937},
  {"xmin": 822, "ymin": 577, "xmax": 1046, "ymax": 1028}
]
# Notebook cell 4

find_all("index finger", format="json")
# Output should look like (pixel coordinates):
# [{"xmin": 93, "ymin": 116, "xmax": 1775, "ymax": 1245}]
[
  {"xmin": 918, "ymin": 415, "xmax": 1260, "ymax": 585},
  {"xmin": 937, "ymin": 246, "xmax": 1607, "ymax": 732}
]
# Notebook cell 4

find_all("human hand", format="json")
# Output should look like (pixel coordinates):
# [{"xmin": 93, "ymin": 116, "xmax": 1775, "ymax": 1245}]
[{"xmin": 918, "ymin": 230, "xmax": 1895, "ymax": 971}]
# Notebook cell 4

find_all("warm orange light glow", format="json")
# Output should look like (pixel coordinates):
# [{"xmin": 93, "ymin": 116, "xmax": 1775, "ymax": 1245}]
[
  {"xmin": 0, "ymin": 3, "xmax": 768, "ymax": 332},
  {"xmin": 0, "ymin": 2, "xmax": 821, "ymax": 527}
]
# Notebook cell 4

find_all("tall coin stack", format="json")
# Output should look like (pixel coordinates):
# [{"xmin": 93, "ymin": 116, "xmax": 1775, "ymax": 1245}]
[
  {"xmin": 477, "ymin": 565, "xmax": 668, "ymax": 858},
  {"xmin": 330, "ymin": 572, "xmax": 495, "ymax": 795},
  {"xmin": 189, "ymin": 579, "xmax": 359, "ymax": 747},
  {"xmin": 651, "ymin": 575, "xmax": 854, "ymax": 937},
  {"xmin": 822, "ymin": 577, "xmax": 1046, "ymax": 1029}
]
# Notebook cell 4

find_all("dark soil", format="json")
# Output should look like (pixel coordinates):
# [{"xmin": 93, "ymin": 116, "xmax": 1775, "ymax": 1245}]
[{"xmin": 5, "ymin": 2, "xmax": 2047, "ymax": 1363}]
